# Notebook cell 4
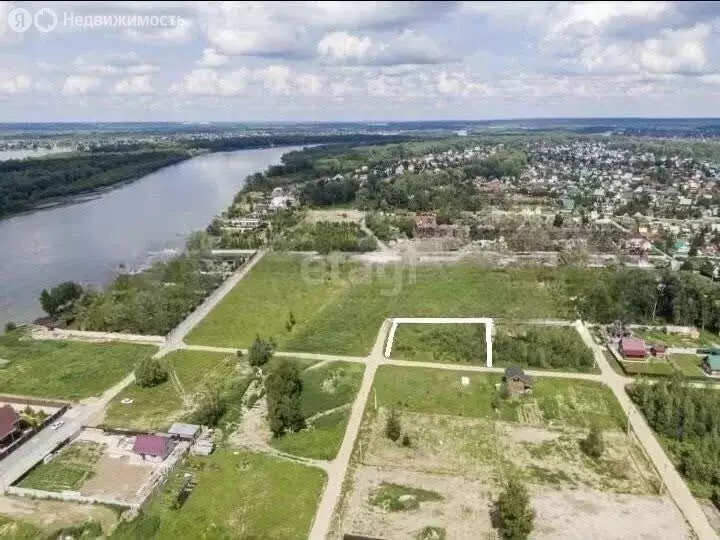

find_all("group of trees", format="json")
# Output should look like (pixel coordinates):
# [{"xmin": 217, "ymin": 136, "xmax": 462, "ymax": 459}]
[
  {"xmin": 493, "ymin": 479, "xmax": 535, "ymax": 540},
  {"xmin": 570, "ymin": 268, "xmax": 720, "ymax": 332},
  {"xmin": 274, "ymin": 222, "xmax": 377, "ymax": 253},
  {"xmin": 365, "ymin": 212, "xmax": 415, "ymax": 242},
  {"xmin": 61, "ymin": 253, "xmax": 224, "ymax": 335},
  {"xmin": 0, "ymin": 151, "xmax": 189, "ymax": 219},
  {"xmin": 628, "ymin": 375, "xmax": 720, "ymax": 496},
  {"xmin": 493, "ymin": 327, "xmax": 595, "ymax": 371},
  {"xmin": 266, "ymin": 360, "xmax": 305, "ymax": 437},
  {"xmin": 39, "ymin": 281, "xmax": 85, "ymax": 319}
]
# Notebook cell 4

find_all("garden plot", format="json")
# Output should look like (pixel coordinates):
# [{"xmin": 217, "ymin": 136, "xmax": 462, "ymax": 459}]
[{"xmin": 335, "ymin": 366, "xmax": 678, "ymax": 540}]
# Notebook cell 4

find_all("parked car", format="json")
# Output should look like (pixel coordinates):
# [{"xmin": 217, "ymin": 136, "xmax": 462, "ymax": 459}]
[{"xmin": 50, "ymin": 421, "xmax": 64, "ymax": 430}]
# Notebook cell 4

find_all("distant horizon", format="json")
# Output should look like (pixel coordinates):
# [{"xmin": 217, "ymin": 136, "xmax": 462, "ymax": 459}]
[{"xmin": 3, "ymin": 116, "xmax": 720, "ymax": 126}]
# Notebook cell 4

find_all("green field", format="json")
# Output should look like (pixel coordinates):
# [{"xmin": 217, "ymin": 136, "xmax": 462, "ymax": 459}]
[
  {"xmin": 373, "ymin": 365, "xmax": 625, "ymax": 430},
  {"xmin": 104, "ymin": 350, "xmax": 247, "ymax": 431},
  {"xmin": 0, "ymin": 516, "xmax": 44, "ymax": 540},
  {"xmin": 619, "ymin": 359, "xmax": 675, "ymax": 377},
  {"xmin": 111, "ymin": 451, "xmax": 326, "ymax": 540},
  {"xmin": 0, "ymin": 335, "xmax": 155, "ymax": 400},
  {"xmin": 392, "ymin": 324, "xmax": 595, "ymax": 372},
  {"xmin": 271, "ymin": 409, "xmax": 349, "ymax": 460},
  {"xmin": 299, "ymin": 362, "xmax": 365, "ymax": 417},
  {"xmin": 669, "ymin": 354, "xmax": 706, "ymax": 377},
  {"xmin": 633, "ymin": 328, "xmax": 719, "ymax": 348},
  {"xmin": 187, "ymin": 253, "xmax": 576, "ymax": 355},
  {"xmin": 18, "ymin": 442, "xmax": 104, "ymax": 491}
]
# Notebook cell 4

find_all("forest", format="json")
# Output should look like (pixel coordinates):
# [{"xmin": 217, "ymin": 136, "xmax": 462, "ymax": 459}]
[
  {"xmin": 568, "ymin": 267, "xmax": 720, "ymax": 333},
  {"xmin": 0, "ymin": 150, "xmax": 190, "ymax": 219},
  {"xmin": 628, "ymin": 376, "xmax": 720, "ymax": 497}
]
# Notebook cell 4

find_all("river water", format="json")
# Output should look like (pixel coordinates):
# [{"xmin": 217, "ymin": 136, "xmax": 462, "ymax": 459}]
[{"xmin": 0, "ymin": 146, "xmax": 302, "ymax": 330}]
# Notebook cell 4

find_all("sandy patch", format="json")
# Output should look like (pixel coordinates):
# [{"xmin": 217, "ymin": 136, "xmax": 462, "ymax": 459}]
[
  {"xmin": 0, "ymin": 495, "xmax": 117, "ymax": 531},
  {"xmin": 336, "ymin": 466, "xmax": 493, "ymax": 540},
  {"xmin": 80, "ymin": 455, "xmax": 154, "ymax": 502},
  {"xmin": 533, "ymin": 488, "xmax": 691, "ymax": 539}
]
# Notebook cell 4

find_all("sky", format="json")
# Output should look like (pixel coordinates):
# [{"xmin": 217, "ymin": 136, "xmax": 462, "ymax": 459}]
[{"xmin": 0, "ymin": 1, "xmax": 719, "ymax": 122}]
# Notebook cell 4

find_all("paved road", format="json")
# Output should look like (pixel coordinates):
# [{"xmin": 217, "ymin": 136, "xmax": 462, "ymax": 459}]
[
  {"xmin": 575, "ymin": 321, "xmax": 717, "ymax": 540},
  {"xmin": 308, "ymin": 320, "xmax": 390, "ymax": 540},
  {"xmin": 165, "ymin": 250, "xmax": 267, "ymax": 348},
  {"xmin": 0, "ymin": 374, "xmax": 133, "ymax": 491}
]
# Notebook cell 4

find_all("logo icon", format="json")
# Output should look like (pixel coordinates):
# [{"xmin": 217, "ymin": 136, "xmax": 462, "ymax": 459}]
[
  {"xmin": 34, "ymin": 8, "xmax": 57, "ymax": 33},
  {"xmin": 7, "ymin": 7, "xmax": 33, "ymax": 33}
]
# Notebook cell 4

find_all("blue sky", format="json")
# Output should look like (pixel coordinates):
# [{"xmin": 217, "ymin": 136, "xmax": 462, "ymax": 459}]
[{"xmin": 1, "ymin": 1, "xmax": 719, "ymax": 122}]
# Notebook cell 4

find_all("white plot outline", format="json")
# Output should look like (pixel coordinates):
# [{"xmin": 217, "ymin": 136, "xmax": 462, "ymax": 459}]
[{"xmin": 384, "ymin": 317, "xmax": 495, "ymax": 366}]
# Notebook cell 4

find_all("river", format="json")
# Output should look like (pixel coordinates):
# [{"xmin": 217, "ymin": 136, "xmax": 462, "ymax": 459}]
[{"xmin": 0, "ymin": 146, "xmax": 302, "ymax": 330}]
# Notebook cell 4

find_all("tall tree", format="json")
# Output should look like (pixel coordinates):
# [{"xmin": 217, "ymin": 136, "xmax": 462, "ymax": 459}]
[
  {"xmin": 266, "ymin": 360, "xmax": 305, "ymax": 437},
  {"xmin": 248, "ymin": 335, "xmax": 276, "ymax": 367}
]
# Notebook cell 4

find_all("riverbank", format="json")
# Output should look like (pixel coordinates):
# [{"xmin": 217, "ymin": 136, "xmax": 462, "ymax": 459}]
[{"xmin": 0, "ymin": 145, "xmax": 305, "ymax": 331}]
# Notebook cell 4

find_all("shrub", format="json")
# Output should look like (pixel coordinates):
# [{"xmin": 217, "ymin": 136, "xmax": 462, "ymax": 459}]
[
  {"xmin": 248, "ymin": 335, "xmax": 275, "ymax": 367},
  {"xmin": 401, "ymin": 434, "xmax": 412, "ymax": 447},
  {"xmin": 134, "ymin": 357, "xmax": 168, "ymax": 388},
  {"xmin": 580, "ymin": 425, "xmax": 604, "ymax": 458},
  {"xmin": 4, "ymin": 321, "xmax": 17, "ymax": 333},
  {"xmin": 266, "ymin": 360, "xmax": 304, "ymax": 437},
  {"xmin": 492, "ymin": 479, "xmax": 535, "ymax": 540},
  {"xmin": 385, "ymin": 409, "xmax": 401, "ymax": 441}
]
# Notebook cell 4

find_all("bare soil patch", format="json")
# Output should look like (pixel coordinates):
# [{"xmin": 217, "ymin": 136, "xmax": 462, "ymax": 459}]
[
  {"xmin": 533, "ymin": 488, "xmax": 690, "ymax": 539},
  {"xmin": 0, "ymin": 495, "xmax": 118, "ymax": 531},
  {"xmin": 336, "ymin": 465, "xmax": 493, "ymax": 540},
  {"xmin": 307, "ymin": 209, "xmax": 364, "ymax": 224},
  {"xmin": 81, "ymin": 455, "xmax": 154, "ymax": 501}
]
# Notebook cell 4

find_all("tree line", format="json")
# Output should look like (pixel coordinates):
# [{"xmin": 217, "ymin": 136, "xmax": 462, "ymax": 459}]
[
  {"xmin": 0, "ymin": 151, "xmax": 190, "ymax": 219},
  {"xmin": 628, "ymin": 375, "xmax": 720, "ymax": 497}
]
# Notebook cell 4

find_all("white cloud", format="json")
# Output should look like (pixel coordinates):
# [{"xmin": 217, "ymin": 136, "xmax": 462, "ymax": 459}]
[
  {"xmin": 62, "ymin": 75, "xmax": 102, "ymax": 95},
  {"xmin": 112, "ymin": 74, "xmax": 154, "ymax": 95},
  {"xmin": 0, "ymin": 72, "xmax": 31, "ymax": 93},
  {"xmin": 197, "ymin": 48, "xmax": 228, "ymax": 67},
  {"xmin": 172, "ymin": 68, "xmax": 250, "ymax": 96},
  {"xmin": 295, "ymin": 73, "xmax": 323, "ymax": 96},
  {"xmin": 318, "ymin": 32, "xmax": 373, "ymax": 63},
  {"xmin": 253, "ymin": 65, "xmax": 293, "ymax": 94},
  {"xmin": 318, "ymin": 30, "xmax": 449, "ymax": 66}
]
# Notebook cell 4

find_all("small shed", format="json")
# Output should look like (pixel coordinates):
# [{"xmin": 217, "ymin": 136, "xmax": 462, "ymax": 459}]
[
  {"xmin": 132, "ymin": 434, "xmax": 174, "ymax": 461},
  {"xmin": 703, "ymin": 354, "xmax": 720, "ymax": 376},
  {"xmin": 503, "ymin": 366, "xmax": 533, "ymax": 396},
  {"xmin": 650, "ymin": 344, "xmax": 667, "ymax": 357},
  {"xmin": 619, "ymin": 337, "xmax": 647, "ymax": 359},
  {"xmin": 168, "ymin": 423, "xmax": 200, "ymax": 440}
]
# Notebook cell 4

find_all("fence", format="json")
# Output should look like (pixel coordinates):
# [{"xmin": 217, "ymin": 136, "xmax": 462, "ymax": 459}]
[
  {"xmin": 6, "ymin": 485, "xmax": 136, "ymax": 508},
  {"xmin": 0, "ymin": 405, "xmax": 68, "ymax": 462}
]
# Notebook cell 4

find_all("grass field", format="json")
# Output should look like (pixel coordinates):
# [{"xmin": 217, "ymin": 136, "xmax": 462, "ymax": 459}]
[
  {"xmin": 633, "ymin": 328, "xmax": 719, "ymax": 348},
  {"xmin": 18, "ymin": 442, "xmax": 104, "ymax": 492},
  {"xmin": 111, "ymin": 451, "xmax": 325, "ymax": 540},
  {"xmin": 300, "ymin": 362, "xmax": 365, "ymax": 417},
  {"xmin": 271, "ymin": 409, "xmax": 350, "ymax": 460},
  {"xmin": 669, "ymin": 354, "xmax": 706, "ymax": 377},
  {"xmin": 104, "ymin": 350, "xmax": 246, "ymax": 431},
  {"xmin": 373, "ymin": 366, "xmax": 625, "ymax": 430},
  {"xmin": 187, "ymin": 253, "xmax": 576, "ymax": 355},
  {"xmin": 392, "ymin": 324, "xmax": 595, "ymax": 372},
  {"xmin": 0, "ymin": 335, "xmax": 155, "ymax": 400},
  {"xmin": 619, "ymin": 359, "xmax": 675, "ymax": 377},
  {"xmin": 0, "ymin": 517, "xmax": 44, "ymax": 540}
]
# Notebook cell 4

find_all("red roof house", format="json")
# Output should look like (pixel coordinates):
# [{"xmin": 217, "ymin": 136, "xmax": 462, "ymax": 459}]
[
  {"xmin": 619, "ymin": 337, "xmax": 647, "ymax": 359},
  {"xmin": 132, "ymin": 434, "xmax": 173, "ymax": 460},
  {"xmin": 0, "ymin": 405, "xmax": 20, "ymax": 445}
]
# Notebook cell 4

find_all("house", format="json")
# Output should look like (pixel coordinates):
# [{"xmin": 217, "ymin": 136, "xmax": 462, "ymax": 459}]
[
  {"xmin": 227, "ymin": 217, "xmax": 263, "ymax": 231},
  {"xmin": 0, "ymin": 405, "xmax": 20, "ymax": 446},
  {"xmin": 503, "ymin": 366, "xmax": 533, "ymax": 396},
  {"xmin": 702, "ymin": 354, "xmax": 720, "ymax": 376},
  {"xmin": 626, "ymin": 233, "xmax": 652, "ymax": 255},
  {"xmin": 619, "ymin": 337, "xmax": 647, "ymax": 359},
  {"xmin": 132, "ymin": 434, "xmax": 174, "ymax": 461}
]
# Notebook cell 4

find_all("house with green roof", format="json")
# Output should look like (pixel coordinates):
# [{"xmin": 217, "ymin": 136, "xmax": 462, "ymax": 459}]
[{"xmin": 702, "ymin": 353, "xmax": 720, "ymax": 376}]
